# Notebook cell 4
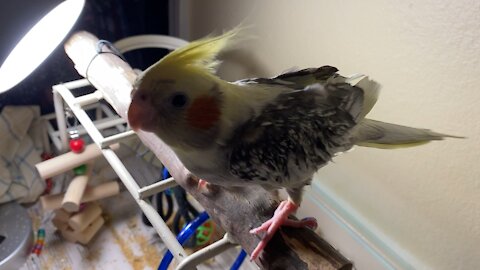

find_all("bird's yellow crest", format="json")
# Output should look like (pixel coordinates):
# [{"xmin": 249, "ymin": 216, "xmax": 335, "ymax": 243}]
[{"xmin": 145, "ymin": 28, "xmax": 241, "ymax": 78}]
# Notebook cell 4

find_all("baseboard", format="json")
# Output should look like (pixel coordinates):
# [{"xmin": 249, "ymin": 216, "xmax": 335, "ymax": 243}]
[{"xmin": 297, "ymin": 181, "xmax": 422, "ymax": 270}]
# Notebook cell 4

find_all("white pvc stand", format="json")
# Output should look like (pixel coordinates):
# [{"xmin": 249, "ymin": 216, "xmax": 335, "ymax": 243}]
[{"xmin": 47, "ymin": 35, "xmax": 239, "ymax": 269}]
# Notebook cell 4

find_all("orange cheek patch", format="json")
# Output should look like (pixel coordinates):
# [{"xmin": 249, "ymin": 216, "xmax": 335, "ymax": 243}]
[{"xmin": 186, "ymin": 95, "xmax": 221, "ymax": 130}]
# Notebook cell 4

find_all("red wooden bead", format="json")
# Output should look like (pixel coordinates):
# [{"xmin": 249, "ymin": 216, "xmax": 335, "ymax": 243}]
[{"xmin": 69, "ymin": 138, "xmax": 85, "ymax": 153}]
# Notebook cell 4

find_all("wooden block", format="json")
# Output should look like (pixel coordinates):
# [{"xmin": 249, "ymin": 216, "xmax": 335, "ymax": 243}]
[
  {"xmin": 52, "ymin": 217, "xmax": 69, "ymax": 231},
  {"xmin": 77, "ymin": 216, "xmax": 104, "ymax": 245},
  {"xmin": 81, "ymin": 181, "xmax": 120, "ymax": 202},
  {"xmin": 68, "ymin": 203, "xmax": 102, "ymax": 231},
  {"xmin": 40, "ymin": 181, "xmax": 120, "ymax": 210},
  {"xmin": 62, "ymin": 174, "xmax": 90, "ymax": 213},
  {"xmin": 54, "ymin": 208, "xmax": 72, "ymax": 222},
  {"xmin": 40, "ymin": 193, "xmax": 65, "ymax": 211},
  {"xmin": 60, "ymin": 216, "xmax": 105, "ymax": 245},
  {"xmin": 60, "ymin": 228, "xmax": 78, "ymax": 243}
]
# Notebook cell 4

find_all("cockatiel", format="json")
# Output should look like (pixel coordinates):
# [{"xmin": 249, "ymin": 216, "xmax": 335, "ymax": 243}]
[{"xmin": 128, "ymin": 29, "xmax": 456, "ymax": 260}]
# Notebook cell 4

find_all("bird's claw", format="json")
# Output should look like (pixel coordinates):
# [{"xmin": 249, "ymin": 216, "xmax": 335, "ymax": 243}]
[
  {"xmin": 298, "ymin": 217, "xmax": 318, "ymax": 230},
  {"xmin": 248, "ymin": 200, "xmax": 317, "ymax": 261},
  {"xmin": 197, "ymin": 179, "xmax": 208, "ymax": 190}
]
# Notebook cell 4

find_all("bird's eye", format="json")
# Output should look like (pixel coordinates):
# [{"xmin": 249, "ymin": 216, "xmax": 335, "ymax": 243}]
[{"xmin": 170, "ymin": 93, "xmax": 188, "ymax": 108}]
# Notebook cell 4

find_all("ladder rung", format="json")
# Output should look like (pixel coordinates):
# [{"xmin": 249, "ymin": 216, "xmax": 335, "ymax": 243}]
[
  {"xmin": 138, "ymin": 177, "xmax": 178, "ymax": 199},
  {"xmin": 176, "ymin": 233, "xmax": 237, "ymax": 270},
  {"xmin": 74, "ymin": 90, "xmax": 104, "ymax": 107},
  {"xmin": 100, "ymin": 130, "xmax": 136, "ymax": 148}
]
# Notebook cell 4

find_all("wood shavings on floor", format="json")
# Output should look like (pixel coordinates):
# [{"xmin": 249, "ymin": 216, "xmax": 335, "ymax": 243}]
[{"xmin": 21, "ymin": 191, "xmax": 258, "ymax": 270}]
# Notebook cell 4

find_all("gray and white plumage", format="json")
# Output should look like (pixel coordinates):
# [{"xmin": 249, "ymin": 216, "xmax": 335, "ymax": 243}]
[
  {"xmin": 221, "ymin": 66, "xmax": 370, "ymax": 203},
  {"xmin": 129, "ymin": 63, "xmax": 451, "ymax": 205},
  {"xmin": 229, "ymin": 67, "xmax": 362, "ymax": 188},
  {"xmin": 128, "ymin": 31, "xmax": 457, "ymax": 260}
]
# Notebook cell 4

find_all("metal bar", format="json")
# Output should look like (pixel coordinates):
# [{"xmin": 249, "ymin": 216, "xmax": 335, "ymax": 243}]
[
  {"xmin": 100, "ymin": 103, "xmax": 127, "ymax": 132},
  {"xmin": 53, "ymin": 84, "xmax": 105, "ymax": 147},
  {"xmin": 50, "ymin": 117, "xmax": 126, "ymax": 138},
  {"xmin": 74, "ymin": 90, "xmax": 104, "ymax": 107},
  {"xmin": 176, "ymin": 234, "xmax": 238, "ymax": 270},
  {"xmin": 41, "ymin": 118, "xmax": 51, "ymax": 154},
  {"xmin": 42, "ymin": 112, "xmax": 57, "ymax": 120},
  {"xmin": 60, "ymin": 78, "xmax": 91, "ymax": 89},
  {"xmin": 52, "ymin": 88, "xmax": 69, "ymax": 151},
  {"xmin": 46, "ymin": 117, "xmax": 63, "ymax": 151},
  {"xmin": 95, "ymin": 105, "xmax": 103, "ymax": 123},
  {"xmin": 100, "ymin": 130, "xmax": 136, "ymax": 148},
  {"xmin": 46, "ymin": 102, "xmax": 107, "ymax": 119},
  {"xmin": 138, "ymin": 177, "xmax": 178, "ymax": 199},
  {"xmin": 46, "ymin": 100, "xmax": 126, "ymax": 151},
  {"xmin": 47, "ymin": 116, "xmax": 125, "ymax": 151}
]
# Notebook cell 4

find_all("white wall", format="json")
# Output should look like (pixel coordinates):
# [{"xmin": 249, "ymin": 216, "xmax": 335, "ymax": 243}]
[{"xmin": 183, "ymin": 1, "xmax": 480, "ymax": 269}]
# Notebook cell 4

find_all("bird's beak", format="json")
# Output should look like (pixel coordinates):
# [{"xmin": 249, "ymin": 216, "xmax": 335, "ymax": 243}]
[
  {"xmin": 128, "ymin": 90, "xmax": 152, "ymax": 131},
  {"xmin": 127, "ymin": 105, "xmax": 141, "ymax": 131}
]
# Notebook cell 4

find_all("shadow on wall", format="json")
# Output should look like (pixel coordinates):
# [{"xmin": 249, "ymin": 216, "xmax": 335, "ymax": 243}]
[{"xmin": 218, "ymin": 49, "xmax": 270, "ymax": 81}]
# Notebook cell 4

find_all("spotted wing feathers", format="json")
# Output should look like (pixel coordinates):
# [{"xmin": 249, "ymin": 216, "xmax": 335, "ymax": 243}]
[
  {"xmin": 228, "ymin": 82, "xmax": 364, "ymax": 187},
  {"xmin": 236, "ymin": 65, "xmax": 340, "ymax": 89}
]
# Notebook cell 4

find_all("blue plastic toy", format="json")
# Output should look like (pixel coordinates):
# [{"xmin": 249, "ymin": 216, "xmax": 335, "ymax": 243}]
[{"xmin": 158, "ymin": 211, "xmax": 247, "ymax": 270}]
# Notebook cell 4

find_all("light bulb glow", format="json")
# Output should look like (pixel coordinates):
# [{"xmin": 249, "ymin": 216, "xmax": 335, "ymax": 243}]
[{"xmin": 0, "ymin": 0, "xmax": 85, "ymax": 93}]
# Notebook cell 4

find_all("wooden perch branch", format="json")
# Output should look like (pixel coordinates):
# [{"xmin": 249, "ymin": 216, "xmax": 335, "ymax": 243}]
[{"xmin": 64, "ymin": 31, "xmax": 352, "ymax": 270}]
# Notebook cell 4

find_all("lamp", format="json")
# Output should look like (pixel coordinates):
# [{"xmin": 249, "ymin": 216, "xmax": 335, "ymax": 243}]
[
  {"xmin": 0, "ymin": 0, "xmax": 85, "ymax": 93},
  {"xmin": 0, "ymin": 1, "xmax": 84, "ymax": 269}
]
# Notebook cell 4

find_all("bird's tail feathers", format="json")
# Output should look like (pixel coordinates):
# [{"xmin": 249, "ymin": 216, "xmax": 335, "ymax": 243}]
[
  {"xmin": 353, "ymin": 76, "xmax": 381, "ymax": 120},
  {"xmin": 329, "ymin": 74, "xmax": 381, "ymax": 121},
  {"xmin": 351, "ymin": 119, "xmax": 463, "ymax": 149}
]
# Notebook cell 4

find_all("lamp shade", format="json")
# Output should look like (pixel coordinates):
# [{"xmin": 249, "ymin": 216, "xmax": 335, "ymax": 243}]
[{"xmin": 0, "ymin": 0, "xmax": 84, "ymax": 93}]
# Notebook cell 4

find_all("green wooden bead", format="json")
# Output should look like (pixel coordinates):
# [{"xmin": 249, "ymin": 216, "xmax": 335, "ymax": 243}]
[{"xmin": 73, "ymin": 164, "xmax": 87, "ymax": 175}]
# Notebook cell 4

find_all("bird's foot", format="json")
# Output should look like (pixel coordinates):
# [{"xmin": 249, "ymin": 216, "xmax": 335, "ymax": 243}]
[
  {"xmin": 197, "ymin": 179, "xmax": 209, "ymax": 190},
  {"xmin": 249, "ymin": 200, "xmax": 317, "ymax": 260}
]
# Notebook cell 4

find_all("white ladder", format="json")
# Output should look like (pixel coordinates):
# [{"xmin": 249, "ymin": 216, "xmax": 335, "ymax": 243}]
[{"xmin": 51, "ymin": 78, "xmax": 239, "ymax": 270}]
